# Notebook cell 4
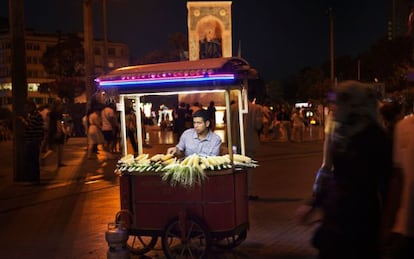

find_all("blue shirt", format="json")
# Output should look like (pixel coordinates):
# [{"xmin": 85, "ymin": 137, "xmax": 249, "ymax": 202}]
[{"xmin": 176, "ymin": 128, "xmax": 222, "ymax": 157}]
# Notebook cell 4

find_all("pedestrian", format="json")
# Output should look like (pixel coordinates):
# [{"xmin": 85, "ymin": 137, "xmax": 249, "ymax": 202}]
[
  {"xmin": 19, "ymin": 99, "xmax": 44, "ymax": 182},
  {"xmin": 38, "ymin": 104, "xmax": 50, "ymax": 154},
  {"xmin": 291, "ymin": 107, "xmax": 305, "ymax": 142},
  {"xmin": 167, "ymin": 109, "xmax": 222, "ymax": 157},
  {"xmin": 385, "ymin": 108, "xmax": 414, "ymax": 259},
  {"xmin": 125, "ymin": 106, "xmax": 139, "ymax": 156},
  {"xmin": 174, "ymin": 102, "xmax": 187, "ymax": 140},
  {"xmin": 141, "ymin": 107, "xmax": 152, "ymax": 148},
  {"xmin": 184, "ymin": 103, "xmax": 193, "ymax": 129},
  {"xmin": 87, "ymin": 105, "xmax": 106, "ymax": 159},
  {"xmin": 277, "ymin": 105, "xmax": 292, "ymax": 142},
  {"xmin": 190, "ymin": 102, "xmax": 201, "ymax": 115},
  {"xmin": 43, "ymin": 99, "xmax": 67, "ymax": 168},
  {"xmin": 296, "ymin": 80, "xmax": 393, "ymax": 259},
  {"xmin": 207, "ymin": 101, "xmax": 216, "ymax": 130},
  {"xmin": 260, "ymin": 102, "xmax": 272, "ymax": 141},
  {"xmin": 101, "ymin": 102, "xmax": 118, "ymax": 152},
  {"xmin": 230, "ymin": 96, "xmax": 263, "ymax": 200}
]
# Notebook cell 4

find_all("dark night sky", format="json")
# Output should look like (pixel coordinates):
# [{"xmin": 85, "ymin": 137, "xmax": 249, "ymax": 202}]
[{"xmin": 0, "ymin": 0, "xmax": 388, "ymax": 81}]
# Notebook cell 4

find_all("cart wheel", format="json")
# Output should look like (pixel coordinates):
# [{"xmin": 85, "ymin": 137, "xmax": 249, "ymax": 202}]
[
  {"xmin": 162, "ymin": 216, "xmax": 212, "ymax": 259},
  {"xmin": 126, "ymin": 234, "xmax": 158, "ymax": 255},
  {"xmin": 114, "ymin": 210, "xmax": 156, "ymax": 255},
  {"xmin": 214, "ymin": 229, "xmax": 247, "ymax": 249}
]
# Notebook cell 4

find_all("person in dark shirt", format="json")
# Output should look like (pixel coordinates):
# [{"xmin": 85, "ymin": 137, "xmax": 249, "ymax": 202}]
[
  {"xmin": 174, "ymin": 102, "xmax": 187, "ymax": 139},
  {"xmin": 20, "ymin": 100, "xmax": 44, "ymax": 182},
  {"xmin": 207, "ymin": 101, "xmax": 216, "ymax": 131}
]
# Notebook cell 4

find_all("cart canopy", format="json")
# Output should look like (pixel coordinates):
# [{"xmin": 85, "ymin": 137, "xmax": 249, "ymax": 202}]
[{"xmin": 96, "ymin": 57, "xmax": 254, "ymax": 94}]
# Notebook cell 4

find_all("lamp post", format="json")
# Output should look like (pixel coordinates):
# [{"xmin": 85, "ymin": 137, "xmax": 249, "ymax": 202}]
[
  {"xmin": 83, "ymin": 0, "xmax": 95, "ymax": 108},
  {"xmin": 328, "ymin": 7, "xmax": 335, "ymax": 88},
  {"xmin": 102, "ymin": 0, "xmax": 108, "ymax": 74},
  {"xmin": 83, "ymin": 0, "xmax": 110, "ymax": 108}
]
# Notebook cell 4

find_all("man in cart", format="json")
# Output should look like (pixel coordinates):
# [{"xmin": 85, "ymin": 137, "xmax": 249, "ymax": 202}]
[{"xmin": 167, "ymin": 109, "xmax": 222, "ymax": 157}]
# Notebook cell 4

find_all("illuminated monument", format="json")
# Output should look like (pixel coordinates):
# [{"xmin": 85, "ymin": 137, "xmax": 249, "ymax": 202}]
[{"xmin": 187, "ymin": 1, "xmax": 233, "ymax": 60}]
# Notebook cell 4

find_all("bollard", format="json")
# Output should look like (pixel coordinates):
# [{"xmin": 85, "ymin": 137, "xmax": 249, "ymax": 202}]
[{"xmin": 105, "ymin": 222, "xmax": 130, "ymax": 259}]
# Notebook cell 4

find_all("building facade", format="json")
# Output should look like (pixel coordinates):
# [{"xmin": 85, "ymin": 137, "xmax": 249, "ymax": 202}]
[{"xmin": 0, "ymin": 29, "xmax": 129, "ymax": 108}]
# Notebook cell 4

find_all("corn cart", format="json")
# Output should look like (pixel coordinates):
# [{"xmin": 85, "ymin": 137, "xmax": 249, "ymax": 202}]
[{"xmin": 97, "ymin": 57, "xmax": 257, "ymax": 258}]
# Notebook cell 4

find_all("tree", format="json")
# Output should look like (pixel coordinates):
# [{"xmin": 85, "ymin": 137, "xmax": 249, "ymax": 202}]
[
  {"xmin": 140, "ymin": 32, "xmax": 188, "ymax": 64},
  {"xmin": 296, "ymin": 66, "xmax": 326, "ymax": 100},
  {"xmin": 265, "ymin": 80, "xmax": 284, "ymax": 103},
  {"xmin": 168, "ymin": 32, "xmax": 188, "ymax": 60},
  {"xmin": 360, "ymin": 36, "xmax": 412, "ymax": 92},
  {"xmin": 41, "ymin": 34, "xmax": 85, "ymax": 102},
  {"xmin": 41, "ymin": 34, "xmax": 84, "ymax": 77}
]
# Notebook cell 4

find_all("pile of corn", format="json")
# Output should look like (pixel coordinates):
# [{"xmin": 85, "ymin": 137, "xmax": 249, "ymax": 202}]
[{"xmin": 116, "ymin": 153, "xmax": 258, "ymax": 188}]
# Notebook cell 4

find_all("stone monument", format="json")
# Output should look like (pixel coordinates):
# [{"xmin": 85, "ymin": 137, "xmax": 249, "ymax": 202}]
[{"xmin": 187, "ymin": 1, "xmax": 233, "ymax": 60}]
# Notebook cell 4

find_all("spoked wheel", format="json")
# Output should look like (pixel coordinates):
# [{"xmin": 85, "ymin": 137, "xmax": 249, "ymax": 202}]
[
  {"xmin": 213, "ymin": 229, "xmax": 247, "ymax": 249},
  {"xmin": 115, "ymin": 210, "xmax": 157, "ymax": 255},
  {"xmin": 126, "ymin": 234, "xmax": 158, "ymax": 255},
  {"xmin": 162, "ymin": 216, "xmax": 212, "ymax": 259}
]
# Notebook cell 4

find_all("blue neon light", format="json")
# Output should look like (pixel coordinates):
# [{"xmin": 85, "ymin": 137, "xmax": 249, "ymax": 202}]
[{"xmin": 98, "ymin": 74, "xmax": 235, "ymax": 87}]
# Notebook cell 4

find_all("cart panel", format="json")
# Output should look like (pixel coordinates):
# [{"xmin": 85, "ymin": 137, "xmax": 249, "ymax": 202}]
[{"xmin": 119, "ymin": 169, "xmax": 248, "ymax": 232}]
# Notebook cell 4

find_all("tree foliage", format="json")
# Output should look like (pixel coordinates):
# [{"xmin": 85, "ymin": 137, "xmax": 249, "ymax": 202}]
[
  {"xmin": 141, "ymin": 32, "xmax": 188, "ymax": 64},
  {"xmin": 41, "ymin": 34, "xmax": 85, "ymax": 78},
  {"xmin": 280, "ymin": 35, "xmax": 413, "ymax": 104},
  {"xmin": 40, "ymin": 34, "xmax": 85, "ymax": 102}
]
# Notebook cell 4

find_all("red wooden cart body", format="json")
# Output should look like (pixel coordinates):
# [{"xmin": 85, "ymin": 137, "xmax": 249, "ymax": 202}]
[{"xmin": 119, "ymin": 168, "xmax": 248, "ymax": 235}]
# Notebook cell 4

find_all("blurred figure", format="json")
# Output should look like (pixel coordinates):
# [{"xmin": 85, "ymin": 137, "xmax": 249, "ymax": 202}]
[
  {"xmin": 260, "ymin": 102, "xmax": 272, "ymax": 141},
  {"xmin": 386, "ymin": 110, "xmax": 414, "ymax": 259},
  {"xmin": 296, "ymin": 81, "xmax": 393, "ymax": 259},
  {"xmin": 44, "ymin": 100, "xmax": 66, "ymax": 168},
  {"xmin": 190, "ymin": 102, "xmax": 201, "ymax": 116},
  {"xmin": 277, "ymin": 105, "xmax": 292, "ymax": 142},
  {"xmin": 291, "ymin": 107, "xmax": 305, "ymax": 142},
  {"xmin": 184, "ymin": 103, "xmax": 193, "ymax": 129},
  {"xmin": 101, "ymin": 102, "xmax": 118, "ymax": 152},
  {"xmin": 38, "ymin": 104, "xmax": 50, "ymax": 154},
  {"xmin": 207, "ymin": 101, "xmax": 216, "ymax": 130},
  {"xmin": 87, "ymin": 106, "xmax": 106, "ymax": 159},
  {"xmin": 231, "ymin": 96, "xmax": 263, "ymax": 200},
  {"xmin": 174, "ymin": 102, "xmax": 187, "ymax": 140},
  {"xmin": 125, "ymin": 106, "xmax": 139, "ymax": 156},
  {"xmin": 20, "ymin": 100, "xmax": 44, "ymax": 182}
]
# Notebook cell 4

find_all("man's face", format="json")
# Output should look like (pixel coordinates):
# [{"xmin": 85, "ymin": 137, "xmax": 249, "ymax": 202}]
[{"xmin": 193, "ymin": 117, "xmax": 209, "ymax": 135}]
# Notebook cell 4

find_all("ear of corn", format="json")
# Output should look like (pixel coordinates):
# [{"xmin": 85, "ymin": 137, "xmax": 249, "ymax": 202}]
[
  {"xmin": 161, "ymin": 153, "xmax": 174, "ymax": 161},
  {"xmin": 150, "ymin": 154, "xmax": 164, "ymax": 162}
]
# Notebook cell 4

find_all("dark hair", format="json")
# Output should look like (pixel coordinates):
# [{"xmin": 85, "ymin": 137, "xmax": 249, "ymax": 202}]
[
  {"xmin": 380, "ymin": 101, "xmax": 402, "ymax": 122},
  {"xmin": 193, "ymin": 109, "xmax": 210, "ymax": 122}
]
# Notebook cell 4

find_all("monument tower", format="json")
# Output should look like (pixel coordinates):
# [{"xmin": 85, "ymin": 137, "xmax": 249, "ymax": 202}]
[{"xmin": 187, "ymin": 1, "xmax": 233, "ymax": 61}]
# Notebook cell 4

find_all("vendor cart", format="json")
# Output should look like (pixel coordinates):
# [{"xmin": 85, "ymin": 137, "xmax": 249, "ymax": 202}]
[{"xmin": 97, "ymin": 57, "xmax": 256, "ymax": 258}]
